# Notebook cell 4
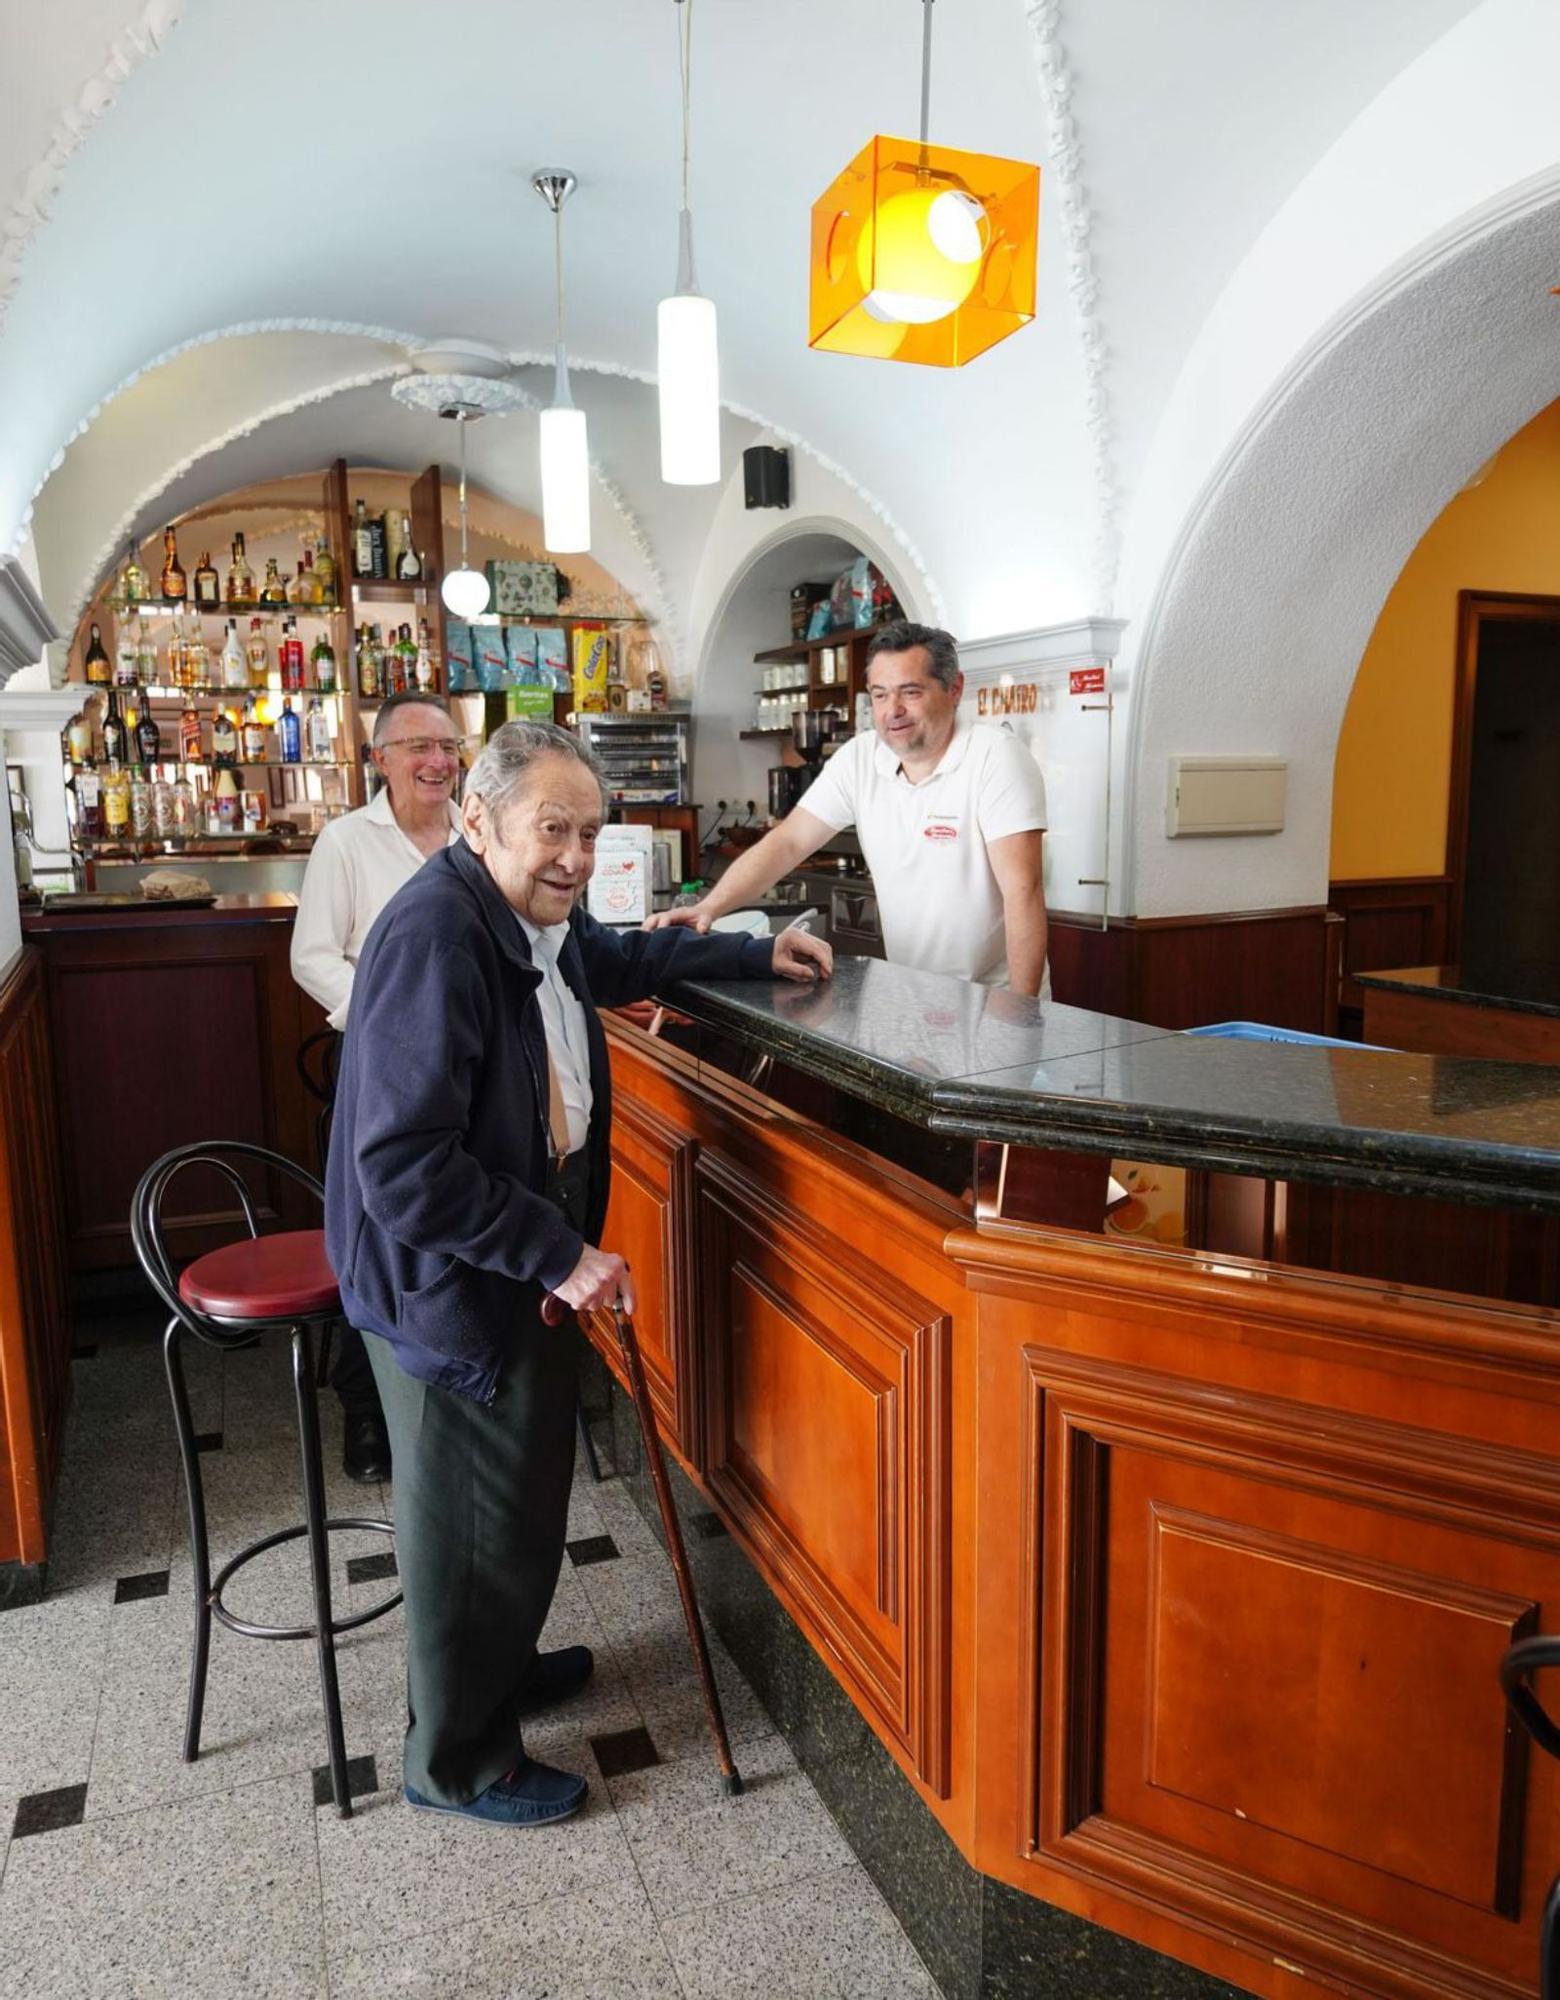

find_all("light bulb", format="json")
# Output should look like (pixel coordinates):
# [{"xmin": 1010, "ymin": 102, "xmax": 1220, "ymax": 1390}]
[
  {"xmin": 540, "ymin": 404, "xmax": 591, "ymax": 554},
  {"xmin": 441, "ymin": 566, "xmax": 491, "ymax": 619},
  {"xmin": 858, "ymin": 186, "xmax": 986, "ymax": 325},
  {"xmin": 658, "ymin": 292, "xmax": 720, "ymax": 485}
]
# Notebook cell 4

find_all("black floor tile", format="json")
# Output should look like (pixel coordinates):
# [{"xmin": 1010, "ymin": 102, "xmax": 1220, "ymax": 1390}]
[
  {"xmin": 566, "ymin": 1533, "xmax": 620, "ymax": 1567},
  {"xmin": 589, "ymin": 1725, "xmax": 660, "ymax": 1779},
  {"xmin": 193, "ymin": 1432, "xmax": 223, "ymax": 1454},
  {"xmin": 13, "ymin": 1783, "xmax": 88, "ymax": 1838},
  {"xmin": 690, "ymin": 1510, "xmax": 729, "ymax": 1540},
  {"xmin": 70, "ymin": 1343, "xmax": 98, "ymax": 1361},
  {"xmin": 113, "ymin": 1568, "xmax": 170, "ymax": 1604},
  {"xmin": 311, "ymin": 1755, "xmax": 379, "ymax": 1808},
  {"xmin": 346, "ymin": 1551, "xmax": 398, "ymax": 1585}
]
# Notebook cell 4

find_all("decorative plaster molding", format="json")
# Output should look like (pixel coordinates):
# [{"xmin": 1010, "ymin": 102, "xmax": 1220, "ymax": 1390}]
[
  {"xmin": 0, "ymin": 558, "xmax": 61, "ymax": 690},
  {"xmin": 958, "ymin": 616, "xmax": 1127, "ymax": 681},
  {"xmin": 0, "ymin": 0, "xmax": 187, "ymax": 331},
  {"xmin": 0, "ymin": 685, "xmax": 80, "ymax": 732},
  {"xmin": 1023, "ymin": 0, "xmax": 1121, "ymax": 616}
]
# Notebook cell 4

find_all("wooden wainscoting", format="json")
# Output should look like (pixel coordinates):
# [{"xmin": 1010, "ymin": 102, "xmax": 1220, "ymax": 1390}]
[
  {"xmin": 0, "ymin": 949, "xmax": 70, "ymax": 1574},
  {"xmin": 1328, "ymin": 877, "xmax": 1453, "ymax": 1019},
  {"xmin": 961, "ymin": 1225, "xmax": 1560, "ymax": 2000}
]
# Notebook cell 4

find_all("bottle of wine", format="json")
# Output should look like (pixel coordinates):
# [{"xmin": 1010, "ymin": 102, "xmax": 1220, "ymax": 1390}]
[
  {"xmin": 353, "ymin": 499, "xmax": 372, "ymax": 579},
  {"xmin": 221, "ymin": 619, "xmax": 248, "ymax": 690},
  {"xmin": 135, "ymin": 695, "xmax": 161, "ymax": 765},
  {"xmin": 101, "ymin": 687, "xmax": 128, "ymax": 766},
  {"xmin": 193, "ymin": 552, "xmax": 220, "ymax": 610},
  {"xmin": 310, "ymin": 629, "xmax": 336, "ymax": 692},
  {"xmin": 226, "ymin": 534, "xmax": 256, "ymax": 608},
  {"xmin": 278, "ymin": 696, "xmax": 302, "ymax": 764},
  {"xmin": 260, "ymin": 557, "xmax": 288, "ymax": 606},
  {"xmin": 161, "ymin": 526, "xmax": 187, "ymax": 603},
  {"xmin": 84, "ymin": 622, "xmax": 111, "ymax": 684},
  {"xmin": 74, "ymin": 766, "xmax": 104, "ymax": 842},
  {"xmin": 398, "ymin": 622, "xmax": 418, "ymax": 690}
]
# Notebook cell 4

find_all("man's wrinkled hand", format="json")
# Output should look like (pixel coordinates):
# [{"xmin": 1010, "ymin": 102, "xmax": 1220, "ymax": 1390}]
[
  {"xmin": 642, "ymin": 905, "xmax": 712, "ymax": 934},
  {"xmin": 771, "ymin": 929, "xmax": 833, "ymax": 983},
  {"xmin": 550, "ymin": 1243, "xmax": 636, "ymax": 1319}
]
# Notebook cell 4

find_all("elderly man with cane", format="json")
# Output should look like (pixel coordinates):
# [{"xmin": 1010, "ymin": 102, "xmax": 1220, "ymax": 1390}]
[{"xmin": 324, "ymin": 719, "xmax": 831, "ymax": 1827}]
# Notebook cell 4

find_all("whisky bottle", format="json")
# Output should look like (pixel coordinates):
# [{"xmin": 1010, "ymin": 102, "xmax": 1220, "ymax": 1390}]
[
  {"xmin": 193, "ymin": 552, "xmax": 220, "ymax": 610},
  {"xmin": 226, "ymin": 534, "xmax": 256, "ymax": 608},
  {"xmin": 245, "ymin": 617, "xmax": 270, "ymax": 687},
  {"xmin": 310, "ymin": 630, "xmax": 336, "ymax": 692},
  {"xmin": 368, "ymin": 514, "xmax": 388, "ymax": 580},
  {"xmin": 278, "ymin": 696, "xmax": 302, "ymax": 764},
  {"xmin": 357, "ymin": 624, "xmax": 380, "ymax": 698},
  {"xmin": 115, "ymin": 617, "xmax": 140, "ymax": 688},
  {"xmin": 220, "ymin": 619, "xmax": 248, "ymax": 690},
  {"xmin": 161, "ymin": 526, "xmax": 187, "ymax": 603},
  {"xmin": 84, "ymin": 622, "xmax": 111, "ymax": 684},
  {"xmin": 121, "ymin": 541, "xmax": 150, "ymax": 605},
  {"xmin": 241, "ymin": 697, "xmax": 266, "ymax": 763},
  {"xmin": 305, "ymin": 695, "xmax": 332, "ymax": 763},
  {"xmin": 135, "ymin": 695, "xmax": 161, "ymax": 765},
  {"xmin": 179, "ymin": 704, "xmax": 205, "ymax": 763},
  {"xmin": 102, "ymin": 764, "xmax": 130, "ymax": 839},
  {"xmin": 211, "ymin": 705, "xmax": 239, "ymax": 762},
  {"xmin": 260, "ymin": 557, "xmax": 288, "ymax": 606},
  {"xmin": 414, "ymin": 619, "xmax": 437, "ymax": 692},
  {"xmin": 353, "ymin": 499, "xmax": 372, "ymax": 579},
  {"xmin": 101, "ymin": 687, "xmax": 128, "ymax": 766},
  {"xmin": 183, "ymin": 616, "xmax": 211, "ymax": 689}
]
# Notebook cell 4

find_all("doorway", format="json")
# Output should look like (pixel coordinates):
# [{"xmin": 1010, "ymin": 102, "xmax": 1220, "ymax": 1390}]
[{"xmin": 1448, "ymin": 592, "xmax": 1560, "ymax": 996}]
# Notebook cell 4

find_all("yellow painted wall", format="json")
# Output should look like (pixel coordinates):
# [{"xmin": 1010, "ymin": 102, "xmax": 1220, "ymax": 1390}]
[{"xmin": 1330, "ymin": 396, "xmax": 1560, "ymax": 881}]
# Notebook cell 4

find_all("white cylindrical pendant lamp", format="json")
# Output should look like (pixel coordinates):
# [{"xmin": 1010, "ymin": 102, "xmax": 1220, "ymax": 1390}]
[
  {"xmin": 540, "ymin": 403, "xmax": 591, "ymax": 554},
  {"xmin": 658, "ymin": 289, "xmax": 720, "ymax": 485}
]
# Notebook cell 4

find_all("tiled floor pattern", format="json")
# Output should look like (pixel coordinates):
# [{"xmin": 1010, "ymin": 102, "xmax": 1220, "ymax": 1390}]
[{"xmin": 0, "ymin": 1319, "xmax": 938, "ymax": 1997}]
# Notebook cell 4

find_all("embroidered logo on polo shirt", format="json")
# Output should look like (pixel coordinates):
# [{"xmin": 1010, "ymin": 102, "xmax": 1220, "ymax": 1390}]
[{"xmin": 923, "ymin": 815, "xmax": 960, "ymax": 842}]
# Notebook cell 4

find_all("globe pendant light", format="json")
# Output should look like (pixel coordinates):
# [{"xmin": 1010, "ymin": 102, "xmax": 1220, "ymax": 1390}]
[
  {"xmin": 532, "ymin": 169, "xmax": 592, "ymax": 555},
  {"xmin": 439, "ymin": 408, "xmax": 492, "ymax": 620},
  {"xmin": 657, "ymin": 0, "xmax": 720, "ymax": 485},
  {"xmin": 808, "ymin": 0, "xmax": 1040, "ymax": 367}
]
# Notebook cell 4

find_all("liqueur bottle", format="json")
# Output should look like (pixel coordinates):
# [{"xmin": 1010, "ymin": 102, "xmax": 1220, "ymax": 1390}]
[
  {"xmin": 278, "ymin": 696, "xmax": 301, "ymax": 764},
  {"xmin": 356, "ymin": 623, "xmax": 380, "ymax": 698},
  {"xmin": 160, "ymin": 526, "xmax": 187, "ymax": 603},
  {"xmin": 101, "ymin": 687, "xmax": 128, "ymax": 767},
  {"xmin": 310, "ymin": 629, "xmax": 336, "ymax": 692},
  {"xmin": 304, "ymin": 695, "xmax": 332, "ymax": 763},
  {"xmin": 260, "ymin": 557, "xmax": 289, "ymax": 606},
  {"xmin": 84, "ymin": 622, "xmax": 112, "ymax": 685},
  {"xmin": 241, "ymin": 697, "xmax": 267, "ymax": 763},
  {"xmin": 280, "ymin": 618, "xmax": 305, "ymax": 690},
  {"xmin": 75, "ymin": 765, "xmax": 104, "ymax": 841},
  {"xmin": 193, "ymin": 552, "xmax": 221, "ymax": 610},
  {"xmin": 151, "ymin": 776, "xmax": 176, "ymax": 839},
  {"xmin": 183, "ymin": 615, "xmax": 211, "ymax": 689},
  {"xmin": 121, "ymin": 540, "xmax": 151, "ymax": 604},
  {"xmin": 414, "ymin": 619, "xmax": 437, "ymax": 693},
  {"xmin": 245, "ymin": 617, "xmax": 270, "ymax": 687},
  {"xmin": 397, "ymin": 622, "xmax": 417, "ymax": 690},
  {"xmin": 220, "ymin": 619, "xmax": 248, "ymax": 690},
  {"xmin": 353, "ymin": 499, "xmax": 372, "ymax": 579},
  {"xmin": 179, "ymin": 704, "xmax": 205, "ymax": 763},
  {"xmin": 135, "ymin": 695, "xmax": 161, "ymax": 766},
  {"xmin": 211, "ymin": 705, "xmax": 239, "ymax": 762},
  {"xmin": 225, "ymin": 534, "xmax": 256, "ymax": 608},
  {"xmin": 313, "ymin": 536, "xmax": 337, "ymax": 603},
  {"xmin": 101, "ymin": 763, "xmax": 130, "ymax": 839}
]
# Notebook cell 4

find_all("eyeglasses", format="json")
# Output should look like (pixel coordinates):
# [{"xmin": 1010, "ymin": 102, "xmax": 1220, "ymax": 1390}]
[{"xmin": 376, "ymin": 736, "xmax": 467, "ymax": 757}]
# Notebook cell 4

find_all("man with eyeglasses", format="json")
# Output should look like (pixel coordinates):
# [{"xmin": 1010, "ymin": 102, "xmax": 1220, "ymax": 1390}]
[{"xmin": 292, "ymin": 691, "xmax": 466, "ymax": 1482}]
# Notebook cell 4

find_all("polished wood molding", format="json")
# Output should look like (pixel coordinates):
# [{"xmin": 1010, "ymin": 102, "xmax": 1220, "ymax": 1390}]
[
  {"xmin": 1363, "ymin": 984, "xmax": 1560, "ymax": 1069},
  {"xmin": 1328, "ymin": 877, "xmax": 1452, "ymax": 1017}
]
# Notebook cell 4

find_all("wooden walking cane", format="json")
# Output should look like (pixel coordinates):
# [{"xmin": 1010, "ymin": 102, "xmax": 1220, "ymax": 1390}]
[{"xmin": 610, "ymin": 1300, "xmax": 743, "ymax": 1796}]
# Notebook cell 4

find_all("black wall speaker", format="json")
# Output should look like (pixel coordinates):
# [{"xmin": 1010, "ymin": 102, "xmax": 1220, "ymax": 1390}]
[{"xmin": 743, "ymin": 444, "xmax": 791, "ymax": 510}]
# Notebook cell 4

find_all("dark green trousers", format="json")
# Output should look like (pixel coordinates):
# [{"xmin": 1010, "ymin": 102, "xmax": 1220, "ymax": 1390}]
[{"xmin": 364, "ymin": 1163, "xmax": 586, "ymax": 1805}]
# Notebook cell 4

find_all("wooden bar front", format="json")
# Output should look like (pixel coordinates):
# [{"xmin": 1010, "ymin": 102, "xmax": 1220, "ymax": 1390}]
[{"xmin": 591, "ymin": 1015, "xmax": 1560, "ymax": 2000}]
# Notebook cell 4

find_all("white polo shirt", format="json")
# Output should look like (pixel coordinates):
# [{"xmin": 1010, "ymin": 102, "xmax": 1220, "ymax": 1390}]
[
  {"xmin": 798, "ymin": 719, "xmax": 1048, "ymax": 989},
  {"xmin": 291, "ymin": 787, "xmax": 462, "ymax": 1028}
]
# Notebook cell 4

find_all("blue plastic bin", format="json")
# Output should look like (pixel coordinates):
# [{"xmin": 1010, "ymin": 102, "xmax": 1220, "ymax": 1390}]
[{"xmin": 1185, "ymin": 1021, "xmax": 1385, "ymax": 1051}]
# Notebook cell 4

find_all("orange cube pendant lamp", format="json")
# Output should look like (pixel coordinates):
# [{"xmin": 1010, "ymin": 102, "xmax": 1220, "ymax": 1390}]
[{"xmin": 808, "ymin": 2, "xmax": 1039, "ymax": 367}]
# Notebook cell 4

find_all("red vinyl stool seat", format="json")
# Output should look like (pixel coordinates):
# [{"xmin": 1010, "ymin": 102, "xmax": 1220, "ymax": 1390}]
[{"xmin": 179, "ymin": 1230, "xmax": 339, "ymax": 1323}]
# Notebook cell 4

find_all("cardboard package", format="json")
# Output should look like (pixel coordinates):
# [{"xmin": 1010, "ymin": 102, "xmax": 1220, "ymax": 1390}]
[
  {"xmin": 586, "ymin": 823, "xmax": 653, "ymax": 925},
  {"xmin": 486, "ymin": 559, "xmax": 560, "ymax": 616}
]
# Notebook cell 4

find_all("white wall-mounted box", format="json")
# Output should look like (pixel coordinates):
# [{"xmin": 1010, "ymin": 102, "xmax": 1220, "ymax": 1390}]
[{"xmin": 1166, "ymin": 756, "xmax": 1287, "ymax": 837}]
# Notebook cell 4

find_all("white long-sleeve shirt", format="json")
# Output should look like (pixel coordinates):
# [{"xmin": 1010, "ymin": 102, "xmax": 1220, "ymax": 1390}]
[{"xmin": 290, "ymin": 788, "xmax": 462, "ymax": 1029}]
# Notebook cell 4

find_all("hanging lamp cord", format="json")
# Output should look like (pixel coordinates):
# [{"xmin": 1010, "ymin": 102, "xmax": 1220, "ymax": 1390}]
[
  {"xmin": 678, "ymin": 0, "xmax": 693, "ymax": 213},
  {"xmin": 457, "ymin": 411, "xmax": 471, "ymax": 567},
  {"xmin": 920, "ymin": 0, "xmax": 934, "ymax": 146}
]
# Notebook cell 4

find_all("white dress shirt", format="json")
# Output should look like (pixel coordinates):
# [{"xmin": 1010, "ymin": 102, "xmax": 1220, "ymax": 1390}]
[
  {"xmin": 291, "ymin": 788, "xmax": 462, "ymax": 1029},
  {"xmin": 516, "ymin": 915, "xmax": 593, "ymax": 1155}
]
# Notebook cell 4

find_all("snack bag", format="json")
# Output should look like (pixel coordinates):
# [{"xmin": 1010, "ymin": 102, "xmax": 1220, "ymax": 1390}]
[
  {"xmin": 505, "ymin": 624, "xmax": 541, "ymax": 685},
  {"xmin": 444, "ymin": 621, "xmax": 474, "ymax": 693},
  {"xmin": 473, "ymin": 626, "xmax": 510, "ymax": 692},
  {"xmin": 572, "ymin": 626, "xmax": 611, "ymax": 712},
  {"xmin": 535, "ymin": 627, "xmax": 570, "ymax": 694}
]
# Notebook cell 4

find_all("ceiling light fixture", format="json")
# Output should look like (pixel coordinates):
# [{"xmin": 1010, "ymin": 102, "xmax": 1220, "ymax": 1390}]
[
  {"xmin": 657, "ymin": 0, "xmax": 720, "ymax": 485},
  {"xmin": 439, "ymin": 406, "xmax": 492, "ymax": 620},
  {"xmin": 532, "ymin": 168, "xmax": 592, "ymax": 555},
  {"xmin": 808, "ymin": 0, "xmax": 1040, "ymax": 367}
]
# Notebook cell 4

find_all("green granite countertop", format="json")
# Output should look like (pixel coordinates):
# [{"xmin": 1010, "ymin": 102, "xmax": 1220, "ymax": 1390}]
[{"xmin": 662, "ymin": 955, "xmax": 1560, "ymax": 1213}]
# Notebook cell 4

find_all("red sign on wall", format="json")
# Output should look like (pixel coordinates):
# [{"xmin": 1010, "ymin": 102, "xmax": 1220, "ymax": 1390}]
[{"xmin": 1069, "ymin": 666, "xmax": 1106, "ymax": 695}]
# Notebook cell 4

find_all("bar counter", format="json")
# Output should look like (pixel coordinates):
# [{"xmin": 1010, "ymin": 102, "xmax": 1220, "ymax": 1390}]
[
  {"xmin": 1358, "ymin": 962, "xmax": 1560, "ymax": 1067},
  {"xmin": 581, "ymin": 956, "xmax": 1560, "ymax": 2000}
]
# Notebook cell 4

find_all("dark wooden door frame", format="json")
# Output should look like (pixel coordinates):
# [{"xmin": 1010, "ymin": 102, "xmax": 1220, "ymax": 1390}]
[{"xmin": 1445, "ymin": 589, "xmax": 1560, "ymax": 961}]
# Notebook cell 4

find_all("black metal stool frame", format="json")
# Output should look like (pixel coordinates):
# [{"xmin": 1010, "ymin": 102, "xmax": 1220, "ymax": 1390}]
[
  {"xmin": 1501, "ymin": 1633, "xmax": 1560, "ymax": 1997},
  {"xmin": 130, "ymin": 1140, "xmax": 400, "ymax": 1819}
]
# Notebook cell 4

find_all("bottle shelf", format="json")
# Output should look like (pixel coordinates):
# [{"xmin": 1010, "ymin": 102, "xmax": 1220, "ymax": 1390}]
[
  {"xmin": 349, "ymin": 579, "xmax": 434, "ymax": 601},
  {"xmin": 83, "ymin": 683, "xmax": 344, "ymax": 701},
  {"xmin": 108, "ymin": 599, "xmax": 342, "ymax": 620}
]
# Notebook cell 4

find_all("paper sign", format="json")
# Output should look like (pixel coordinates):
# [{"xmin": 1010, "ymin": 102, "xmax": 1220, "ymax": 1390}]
[{"xmin": 1069, "ymin": 666, "xmax": 1106, "ymax": 695}]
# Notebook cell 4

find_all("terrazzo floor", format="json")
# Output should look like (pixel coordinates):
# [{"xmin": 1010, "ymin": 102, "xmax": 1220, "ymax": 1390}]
[{"xmin": 0, "ymin": 1314, "xmax": 939, "ymax": 1998}]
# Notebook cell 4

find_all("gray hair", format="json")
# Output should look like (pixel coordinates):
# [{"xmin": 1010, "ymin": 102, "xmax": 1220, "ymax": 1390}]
[
  {"xmin": 372, "ymin": 691, "xmax": 452, "ymax": 745},
  {"xmin": 464, "ymin": 719, "xmax": 608, "ymax": 820},
  {"xmin": 865, "ymin": 618, "xmax": 961, "ymax": 690}
]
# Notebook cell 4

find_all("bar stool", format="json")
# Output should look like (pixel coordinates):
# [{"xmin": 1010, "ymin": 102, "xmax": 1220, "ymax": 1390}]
[
  {"xmin": 130, "ymin": 1140, "xmax": 400, "ymax": 1818},
  {"xmin": 1501, "ymin": 1634, "xmax": 1560, "ymax": 1995}
]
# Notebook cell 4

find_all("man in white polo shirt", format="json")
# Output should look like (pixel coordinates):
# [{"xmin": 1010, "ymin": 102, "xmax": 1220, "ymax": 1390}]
[{"xmin": 651, "ymin": 621, "xmax": 1049, "ymax": 994}]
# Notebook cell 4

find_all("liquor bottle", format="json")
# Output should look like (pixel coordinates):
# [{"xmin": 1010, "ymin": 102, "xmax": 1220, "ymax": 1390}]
[
  {"xmin": 180, "ymin": 704, "xmax": 204, "ymax": 763},
  {"xmin": 280, "ymin": 617, "xmax": 305, "ymax": 690},
  {"xmin": 245, "ymin": 617, "xmax": 270, "ymax": 687},
  {"xmin": 368, "ymin": 513, "xmax": 388, "ymax": 580},
  {"xmin": 193, "ymin": 551, "xmax": 220, "ymax": 610},
  {"xmin": 241, "ymin": 697, "xmax": 266, "ymax": 763},
  {"xmin": 211, "ymin": 705, "xmax": 238, "ymax": 762},
  {"xmin": 161, "ymin": 526, "xmax": 187, "ymax": 603},
  {"xmin": 305, "ymin": 695, "xmax": 332, "ymax": 763},
  {"xmin": 260, "ymin": 557, "xmax": 288, "ymax": 606},
  {"xmin": 171, "ymin": 776, "xmax": 195, "ymax": 836},
  {"xmin": 184, "ymin": 616, "xmax": 211, "ymax": 689},
  {"xmin": 310, "ymin": 629, "xmax": 336, "ymax": 692},
  {"xmin": 101, "ymin": 686, "xmax": 128, "ymax": 766},
  {"xmin": 121, "ymin": 540, "xmax": 150, "ymax": 604},
  {"xmin": 396, "ymin": 521, "xmax": 421, "ymax": 581},
  {"xmin": 356, "ymin": 623, "xmax": 380, "ymax": 698},
  {"xmin": 278, "ymin": 696, "xmax": 302, "ymax": 764},
  {"xmin": 102, "ymin": 763, "xmax": 130, "ymax": 839},
  {"xmin": 152, "ymin": 777, "xmax": 175, "ymax": 839},
  {"xmin": 313, "ymin": 536, "xmax": 337, "ymax": 603},
  {"xmin": 128, "ymin": 766, "xmax": 153, "ymax": 841},
  {"xmin": 84, "ymin": 622, "xmax": 111, "ymax": 684},
  {"xmin": 384, "ymin": 625, "xmax": 405, "ymax": 697},
  {"xmin": 353, "ymin": 499, "xmax": 372, "ymax": 579},
  {"xmin": 226, "ymin": 533, "xmax": 256, "ymax": 608},
  {"xmin": 135, "ymin": 612, "xmax": 158, "ymax": 686},
  {"xmin": 135, "ymin": 694, "xmax": 161, "ymax": 765},
  {"xmin": 212, "ymin": 759, "xmax": 240, "ymax": 833},
  {"xmin": 398, "ymin": 622, "xmax": 418, "ymax": 690},
  {"xmin": 65, "ymin": 707, "xmax": 93, "ymax": 767},
  {"xmin": 286, "ymin": 550, "xmax": 313, "ymax": 607},
  {"xmin": 220, "ymin": 619, "xmax": 247, "ymax": 690},
  {"xmin": 75, "ymin": 765, "xmax": 104, "ymax": 842},
  {"xmin": 115, "ymin": 616, "xmax": 140, "ymax": 688},
  {"xmin": 414, "ymin": 618, "xmax": 437, "ymax": 692},
  {"xmin": 385, "ymin": 509, "xmax": 407, "ymax": 580}
]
